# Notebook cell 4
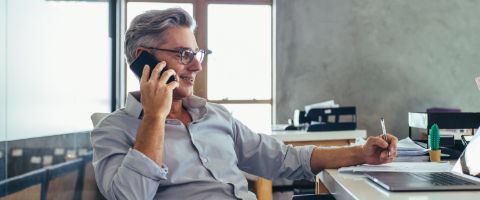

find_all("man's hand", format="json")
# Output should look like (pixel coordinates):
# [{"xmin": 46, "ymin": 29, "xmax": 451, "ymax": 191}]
[
  {"xmin": 134, "ymin": 61, "xmax": 178, "ymax": 165},
  {"xmin": 139, "ymin": 61, "xmax": 179, "ymax": 120},
  {"xmin": 361, "ymin": 134, "xmax": 398, "ymax": 165}
]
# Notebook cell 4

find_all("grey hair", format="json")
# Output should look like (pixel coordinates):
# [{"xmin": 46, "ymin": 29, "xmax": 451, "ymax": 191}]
[{"xmin": 124, "ymin": 8, "xmax": 196, "ymax": 64}]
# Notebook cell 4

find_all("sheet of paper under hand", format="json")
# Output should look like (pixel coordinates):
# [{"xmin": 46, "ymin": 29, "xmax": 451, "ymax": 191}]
[{"xmin": 338, "ymin": 162, "xmax": 452, "ymax": 173}]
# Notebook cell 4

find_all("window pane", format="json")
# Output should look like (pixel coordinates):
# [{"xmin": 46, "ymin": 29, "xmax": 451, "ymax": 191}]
[
  {"xmin": 0, "ymin": 0, "xmax": 5, "ymax": 141},
  {"xmin": 221, "ymin": 104, "xmax": 271, "ymax": 134},
  {"xmin": 208, "ymin": 5, "xmax": 271, "ymax": 100},
  {"xmin": 126, "ymin": 3, "xmax": 193, "ymax": 93},
  {"xmin": 6, "ymin": 0, "xmax": 111, "ymax": 140}
]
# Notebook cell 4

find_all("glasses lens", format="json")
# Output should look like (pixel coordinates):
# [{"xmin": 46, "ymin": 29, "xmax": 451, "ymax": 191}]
[
  {"xmin": 180, "ymin": 49, "xmax": 194, "ymax": 65},
  {"xmin": 195, "ymin": 50, "xmax": 205, "ymax": 63}
]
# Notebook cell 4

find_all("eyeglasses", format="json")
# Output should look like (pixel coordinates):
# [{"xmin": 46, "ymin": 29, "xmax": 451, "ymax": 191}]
[{"xmin": 143, "ymin": 46, "xmax": 212, "ymax": 65}]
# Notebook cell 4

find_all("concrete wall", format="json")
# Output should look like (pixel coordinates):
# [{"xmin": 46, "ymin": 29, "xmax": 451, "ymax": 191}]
[{"xmin": 276, "ymin": 0, "xmax": 480, "ymax": 138}]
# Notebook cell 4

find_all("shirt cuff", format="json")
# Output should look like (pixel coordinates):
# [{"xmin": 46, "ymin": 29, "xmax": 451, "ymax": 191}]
[
  {"xmin": 298, "ymin": 145, "xmax": 317, "ymax": 181},
  {"xmin": 122, "ymin": 148, "xmax": 168, "ymax": 181}
]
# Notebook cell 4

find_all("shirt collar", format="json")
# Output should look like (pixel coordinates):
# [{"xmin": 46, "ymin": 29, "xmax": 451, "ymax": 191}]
[{"xmin": 124, "ymin": 91, "xmax": 207, "ymax": 120}]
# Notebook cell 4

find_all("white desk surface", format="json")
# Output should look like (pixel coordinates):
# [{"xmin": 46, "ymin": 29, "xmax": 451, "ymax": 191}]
[
  {"xmin": 319, "ymin": 169, "xmax": 480, "ymax": 200},
  {"xmin": 266, "ymin": 130, "xmax": 366, "ymax": 142}
]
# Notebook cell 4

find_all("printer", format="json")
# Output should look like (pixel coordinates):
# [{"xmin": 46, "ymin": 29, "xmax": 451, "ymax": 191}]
[{"xmin": 286, "ymin": 101, "xmax": 357, "ymax": 132}]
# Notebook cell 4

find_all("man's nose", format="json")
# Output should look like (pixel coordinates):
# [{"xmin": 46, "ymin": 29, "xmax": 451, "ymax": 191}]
[{"xmin": 188, "ymin": 57, "xmax": 203, "ymax": 72}]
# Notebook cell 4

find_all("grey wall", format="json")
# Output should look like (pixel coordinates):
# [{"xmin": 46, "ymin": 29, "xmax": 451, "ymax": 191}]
[{"xmin": 276, "ymin": 0, "xmax": 480, "ymax": 138}]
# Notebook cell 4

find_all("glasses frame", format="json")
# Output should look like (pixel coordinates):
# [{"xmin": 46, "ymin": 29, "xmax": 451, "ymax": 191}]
[{"xmin": 143, "ymin": 46, "xmax": 211, "ymax": 65}]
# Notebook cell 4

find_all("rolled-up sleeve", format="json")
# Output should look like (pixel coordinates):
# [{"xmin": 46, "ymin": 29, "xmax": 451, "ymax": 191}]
[
  {"xmin": 91, "ymin": 124, "xmax": 168, "ymax": 200},
  {"xmin": 231, "ymin": 118, "xmax": 316, "ymax": 181}
]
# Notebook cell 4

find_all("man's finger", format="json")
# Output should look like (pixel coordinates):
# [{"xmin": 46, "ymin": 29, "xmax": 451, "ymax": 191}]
[
  {"xmin": 140, "ymin": 65, "xmax": 150, "ymax": 83},
  {"xmin": 159, "ymin": 69, "xmax": 176, "ymax": 84},
  {"xmin": 380, "ymin": 151, "xmax": 389, "ymax": 161},
  {"xmin": 368, "ymin": 137, "xmax": 389, "ymax": 149},
  {"xmin": 166, "ymin": 81, "xmax": 179, "ymax": 90},
  {"xmin": 386, "ymin": 134, "xmax": 398, "ymax": 156},
  {"xmin": 150, "ymin": 61, "xmax": 166, "ymax": 81}
]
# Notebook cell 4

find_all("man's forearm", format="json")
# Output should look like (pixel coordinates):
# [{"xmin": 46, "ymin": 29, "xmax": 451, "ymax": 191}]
[
  {"xmin": 310, "ymin": 145, "xmax": 365, "ymax": 174},
  {"xmin": 133, "ymin": 116, "xmax": 166, "ymax": 165}
]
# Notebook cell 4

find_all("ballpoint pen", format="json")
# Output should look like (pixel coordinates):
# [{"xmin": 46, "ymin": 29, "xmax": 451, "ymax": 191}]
[{"xmin": 380, "ymin": 118, "xmax": 390, "ymax": 157}]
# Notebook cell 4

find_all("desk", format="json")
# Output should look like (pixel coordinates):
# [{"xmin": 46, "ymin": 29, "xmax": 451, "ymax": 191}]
[
  {"xmin": 318, "ymin": 169, "xmax": 480, "ymax": 200},
  {"xmin": 255, "ymin": 130, "xmax": 366, "ymax": 200}
]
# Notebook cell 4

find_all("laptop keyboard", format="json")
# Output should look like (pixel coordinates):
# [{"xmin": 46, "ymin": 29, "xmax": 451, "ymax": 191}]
[{"xmin": 411, "ymin": 173, "xmax": 475, "ymax": 186}]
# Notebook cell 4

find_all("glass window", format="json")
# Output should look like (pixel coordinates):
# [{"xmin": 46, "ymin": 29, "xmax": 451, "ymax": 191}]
[
  {"xmin": 208, "ymin": 4, "xmax": 272, "ymax": 132},
  {"xmin": 126, "ymin": 2, "xmax": 194, "ymax": 93},
  {"xmin": 5, "ymin": 0, "xmax": 111, "ymax": 140},
  {"xmin": 1, "ymin": 0, "xmax": 6, "ymax": 141},
  {"xmin": 222, "ymin": 104, "xmax": 271, "ymax": 134},
  {"xmin": 207, "ymin": 4, "xmax": 271, "ymax": 100}
]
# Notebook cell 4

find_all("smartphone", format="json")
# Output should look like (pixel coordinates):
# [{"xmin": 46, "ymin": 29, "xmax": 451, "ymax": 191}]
[{"xmin": 129, "ymin": 51, "xmax": 176, "ymax": 83}]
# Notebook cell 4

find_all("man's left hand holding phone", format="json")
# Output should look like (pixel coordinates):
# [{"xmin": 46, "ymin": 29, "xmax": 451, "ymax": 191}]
[{"xmin": 131, "ymin": 50, "xmax": 178, "ymax": 166}]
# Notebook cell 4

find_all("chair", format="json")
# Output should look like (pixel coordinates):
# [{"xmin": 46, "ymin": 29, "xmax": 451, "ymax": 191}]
[
  {"xmin": 0, "ymin": 168, "xmax": 47, "ymax": 200},
  {"xmin": 78, "ymin": 152, "xmax": 102, "ymax": 200},
  {"xmin": 45, "ymin": 158, "xmax": 83, "ymax": 200},
  {"xmin": 90, "ymin": 113, "xmax": 109, "ymax": 127},
  {"xmin": 89, "ymin": 113, "xmax": 109, "ymax": 200}
]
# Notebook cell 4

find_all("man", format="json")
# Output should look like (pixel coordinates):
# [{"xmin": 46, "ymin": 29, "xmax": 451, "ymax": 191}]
[{"xmin": 91, "ymin": 8, "xmax": 397, "ymax": 200}]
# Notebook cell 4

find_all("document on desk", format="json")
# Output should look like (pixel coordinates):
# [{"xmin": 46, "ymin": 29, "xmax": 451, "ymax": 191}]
[
  {"xmin": 396, "ymin": 137, "xmax": 428, "ymax": 156},
  {"xmin": 338, "ymin": 162, "xmax": 452, "ymax": 173}
]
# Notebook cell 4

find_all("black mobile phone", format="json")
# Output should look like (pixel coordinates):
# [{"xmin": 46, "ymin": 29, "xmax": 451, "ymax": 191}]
[{"xmin": 129, "ymin": 51, "xmax": 176, "ymax": 83}]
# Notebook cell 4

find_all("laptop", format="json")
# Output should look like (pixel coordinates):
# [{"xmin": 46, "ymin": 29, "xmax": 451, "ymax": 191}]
[{"xmin": 365, "ymin": 128, "xmax": 480, "ymax": 191}]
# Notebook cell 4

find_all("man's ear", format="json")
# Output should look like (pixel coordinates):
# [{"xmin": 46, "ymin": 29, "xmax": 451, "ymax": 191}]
[{"xmin": 134, "ymin": 48, "xmax": 144, "ymax": 58}]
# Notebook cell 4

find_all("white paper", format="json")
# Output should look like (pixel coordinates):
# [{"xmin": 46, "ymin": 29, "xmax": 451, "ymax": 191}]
[
  {"xmin": 338, "ymin": 162, "xmax": 452, "ymax": 173},
  {"xmin": 396, "ymin": 137, "xmax": 428, "ymax": 156},
  {"xmin": 397, "ymin": 149, "xmax": 428, "ymax": 156},
  {"xmin": 397, "ymin": 137, "xmax": 425, "ymax": 151},
  {"xmin": 304, "ymin": 100, "xmax": 339, "ymax": 113}
]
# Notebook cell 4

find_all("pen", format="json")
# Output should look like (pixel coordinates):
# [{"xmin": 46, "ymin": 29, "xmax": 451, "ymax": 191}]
[{"xmin": 380, "ymin": 118, "xmax": 390, "ymax": 157}]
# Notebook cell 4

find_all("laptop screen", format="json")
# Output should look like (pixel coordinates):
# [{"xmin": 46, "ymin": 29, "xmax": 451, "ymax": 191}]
[{"xmin": 452, "ymin": 128, "xmax": 480, "ymax": 178}]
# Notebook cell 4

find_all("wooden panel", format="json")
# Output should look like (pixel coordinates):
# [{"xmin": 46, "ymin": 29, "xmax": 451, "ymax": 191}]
[
  {"xmin": 46, "ymin": 172, "xmax": 79, "ymax": 200},
  {"xmin": 255, "ymin": 178, "xmax": 272, "ymax": 200},
  {"xmin": 315, "ymin": 174, "xmax": 329, "ymax": 194},
  {"xmin": 0, "ymin": 184, "xmax": 42, "ymax": 200},
  {"xmin": 193, "ymin": 0, "xmax": 208, "ymax": 98}
]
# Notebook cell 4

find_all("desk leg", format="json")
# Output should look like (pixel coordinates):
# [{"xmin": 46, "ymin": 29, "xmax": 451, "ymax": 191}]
[
  {"xmin": 315, "ymin": 173, "xmax": 330, "ymax": 194},
  {"xmin": 255, "ymin": 177, "xmax": 272, "ymax": 200}
]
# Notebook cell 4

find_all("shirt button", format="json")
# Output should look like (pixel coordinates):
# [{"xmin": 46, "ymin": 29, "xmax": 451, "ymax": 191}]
[{"xmin": 201, "ymin": 157, "xmax": 208, "ymax": 163}]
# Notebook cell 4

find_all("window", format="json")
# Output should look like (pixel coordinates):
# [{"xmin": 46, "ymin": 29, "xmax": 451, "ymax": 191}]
[
  {"xmin": 125, "ymin": 1, "xmax": 272, "ymax": 134},
  {"xmin": 207, "ymin": 4, "xmax": 272, "ymax": 133},
  {"xmin": 1, "ymin": 0, "xmax": 112, "ymax": 140}
]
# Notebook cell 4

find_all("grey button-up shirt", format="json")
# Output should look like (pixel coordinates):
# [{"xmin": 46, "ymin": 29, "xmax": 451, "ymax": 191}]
[{"xmin": 91, "ymin": 92, "xmax": 316, "ymax": 200}]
